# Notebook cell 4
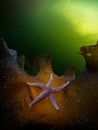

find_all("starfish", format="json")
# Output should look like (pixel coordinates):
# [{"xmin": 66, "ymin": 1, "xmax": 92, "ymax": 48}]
[{"xmin": 27, "ymin": 73, "xmax": 70, "ymax": 110}]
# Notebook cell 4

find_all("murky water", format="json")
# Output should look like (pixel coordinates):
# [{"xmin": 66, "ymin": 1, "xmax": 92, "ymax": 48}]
[{"xmin": 0, "ymin": 0, "xmax": 98, "ymax": 75}]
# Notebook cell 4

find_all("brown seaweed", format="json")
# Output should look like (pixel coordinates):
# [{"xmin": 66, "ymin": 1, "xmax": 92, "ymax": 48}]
[{"xmin": 0, "ymin": 38, "xmax": 98, "ymax": 129}]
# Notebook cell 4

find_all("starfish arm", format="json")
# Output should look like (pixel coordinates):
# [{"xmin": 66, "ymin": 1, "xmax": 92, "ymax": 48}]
[
  {"xmin": 27, "ymin": 82, "xmax": 46, "ymax": 89},
  {"xmin": 49, "ymin": 93, "xmax": 59, "ymax": 110},
  {"xmin": 29, "ymin": 90, "xmax": 49, "ymax": 107},
  {"xmin": 52, "ymin": 81, "xmax": 70, "ymax": 93},
  {"xmin": 47, "ymin": 73, "xmax": 53, "ymax": 88}
]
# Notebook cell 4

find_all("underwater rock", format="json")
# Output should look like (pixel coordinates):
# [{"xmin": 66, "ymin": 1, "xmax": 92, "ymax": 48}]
[
  {"xmin": 8, "ymin": 48, "xmax": 17, "ymax": 61},
  {"xmin": 0, "ymin": 38, "xmax": 98, "ymax": 129},
  {"xmin": 62, "ymin": 65, "xmax": 75, "ymax": 81},
  {"xmin": 18, "ymin": 55, "xmax": 25, "ymax": 70},
  {"xmin": 80, "ymin": 41, "xmax": 98, "ymax": 71}
]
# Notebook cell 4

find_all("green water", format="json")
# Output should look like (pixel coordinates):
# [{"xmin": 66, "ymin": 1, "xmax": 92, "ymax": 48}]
[{"xmin": 0, "ymin": 0, "xmax": 98, "ymax": 75}]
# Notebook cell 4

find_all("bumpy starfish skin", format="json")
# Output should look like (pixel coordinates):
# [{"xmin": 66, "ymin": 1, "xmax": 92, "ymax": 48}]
[{"xmin": 27, "ymin": 73, "xmax": 70, "ymax": 110}]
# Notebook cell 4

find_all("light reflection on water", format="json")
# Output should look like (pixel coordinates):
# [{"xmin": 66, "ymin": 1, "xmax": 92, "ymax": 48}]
[{"xmin": 45, "ymin": 0, "xmax": 98, "ymax": 75}]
